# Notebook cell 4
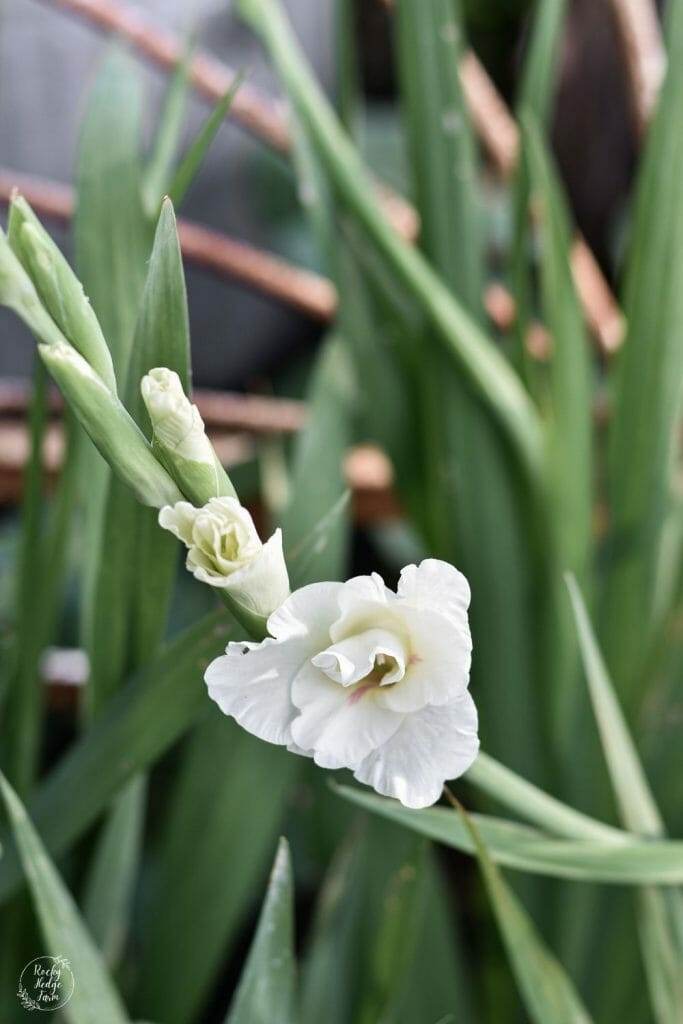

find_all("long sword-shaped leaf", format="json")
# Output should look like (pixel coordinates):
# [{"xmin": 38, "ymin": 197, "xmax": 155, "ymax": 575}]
[
  {"xmin": 0, "ymin": 773, "xmax": 130, "ymax": 1024},
  {"xmin": 567, "ymin": 575, "xmax": 683, "ymax": 1023},
  {"xmin": 517, "ymin": 0, "xmax": 568, "ymax": 125},
  {"xmin": 522, "ymin": 117, "xmax": 592, "ymax": 761},
  {"xmin": 133, "ymin": 714, "xmax": 299, "ymax": 1024},
  {"xmin": 142, "ymin": 41, "xmax": 193, "ymax": 215},
  {"xmin": 333, "ymin": 785, "xmax": 683, "ymax": 885},
  {"xmin": 457, "ymin": 802, "xmax": 593, "ymax": 1024},
  {"xmin": 0, "ymin": 610, "xmax": 233, "ymax": 906},
  {"xmin": 224, "ymin": 838, "xmax": 296, "ymax": 1024},
  {"xmin": 602, "ymin": 0, "xmax": 683, "ymax": 706},
  {"xmin": 82, "ymin": 201, "xmax": 191, "ymax": 960},
  {"xmin": 168, "ymin": 72, "xmax": 246, "ymax": 209},
  {"xmin": 236, "ymin": 0, "xmax": 544, "ymax": 485},
  {"xmin": 395, "ymin": 0, "xmax": 543, "ymax": 783}
]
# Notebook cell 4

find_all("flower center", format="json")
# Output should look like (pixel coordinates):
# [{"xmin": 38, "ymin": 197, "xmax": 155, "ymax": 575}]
[
  {"xmin": 220, "ymin": 524, "xmax": 241, "ymax": 562},
  {"xmin": 311, "ymin": 628, "xmax": 407, "ymax": 690},
  {"xmin": 366, "ymin": 652, "xmax": 399, "ymax": 685}
]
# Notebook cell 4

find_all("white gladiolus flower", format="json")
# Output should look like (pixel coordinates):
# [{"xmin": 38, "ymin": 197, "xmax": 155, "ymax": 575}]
[
  {"xmin": 141, "ymin": 368, "xmax": 214, "ymax": 465},
  {"xmin": 159, "ymin": 497, "xmax": 290, "ymax": 618},
  {"xmin": 205, "ymin": 559, "xmax": 478, "ymax": 808}
]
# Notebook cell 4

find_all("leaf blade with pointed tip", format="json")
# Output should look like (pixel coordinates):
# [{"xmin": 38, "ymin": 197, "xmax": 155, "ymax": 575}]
[
  {"xmin": 566, "ymin": 575, "xmax": 683, "ymax": 1023},
  {"xmin": 224, "ymin": 838, "xmax": 296, "ymax": 1024},
  {"xmin": 333, "ymin": 784, "xmax": 683, "ymax": 886},
  {"xmin": 456, "ymin": 802, "xmax": 594, "ymax": 1024},
  {"xmin": 0, "ymin": 772, "xmax": 131, "ymax": 1024},
  {"xmin": 169, "ymin": 72, "xmax": 247, "ymax": 210}
]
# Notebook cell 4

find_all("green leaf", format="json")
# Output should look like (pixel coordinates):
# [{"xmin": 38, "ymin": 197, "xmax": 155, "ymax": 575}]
[
  {"xmin": 124, "ymin": 198, "xmax": 192, "ymax": 662},
  {"xmin": 466, "ymin": 752, "xmax": 625, "ymax": 843},
  {"xmin": 456, "ymin": 802, "xmax": 593, "ymax": 1024},
  {"xmin": 75, "ymin": 47, "xmax": 151, "ymax": 382},
  {"xmin": 333, "ymin": 784, "xmax": 683, "ymax": 885},
  {"xmin": 517, "ymin": 0, "xmax": 568, "ymax": 125},
  {"xmin": 168, "ymin": 71, "xmax": 247, "ymax": 210},
  {"xmin": 237, "ymin": 0, "xmax": 544, "ymax": 486},
  {"xmin": 280, "ymin": 335, "xmax": 353, "ymax": 586},
  {"xmin": 82, "ymin": 776, "xmax": 146, "ymax": 968},
  {"xmin": 81, "ymin": 200, "xmax": 192, "ymax": 958},
  {"xmin": 1, "ymin": 358, "xmax": 49, "ymax": 794},
  {"xmin": 602, "ymin": 0, "xmax": 683, "ymax": 706},
  {"xmin": 133, "ymin": 712, "xmax": 299, "ymax": 1024},
  {"xmin": 356, "ymin": 847, "xmax": 425, "ymax": 1024},
  {"xmin": 224, "ymin": 837, "xmax": 296, "ymax": 1024},
  {"xmin": 286, "ymin": 490, "xmax": 351, "ymax": 591},
  {"xmin": 0, "ymin": 773, "xmax": 130, "ymax": 1024},
  {"xmin": 0, "ymin": 609, "xmax": 233, "ymax": 906},
  {"xmin": 521, "ymin": 116, "xmax": 592, "ymax": 758},
  {"xmin": 142, "ymin": 41, "xmax": 193, "ymax": 215},
  {"xmin": 566, "ymin": 575, "xmax": 683, "ymax": 1023}
]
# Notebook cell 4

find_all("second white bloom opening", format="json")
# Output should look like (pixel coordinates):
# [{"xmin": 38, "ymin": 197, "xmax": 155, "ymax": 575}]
[
  {"xmin": 205, "ymin": 558, "xmax": 478, "ymax": 808},
  {"xmin": 159, "ymin": 497, "xmax": 290, "ymax": 619}
]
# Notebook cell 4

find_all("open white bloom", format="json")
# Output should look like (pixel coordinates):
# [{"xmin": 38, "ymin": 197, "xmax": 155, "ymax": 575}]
[
  {"xmin": 141, "ymin": 368, "xmax": 214, "ymax": 465},
  {"xmin": 205, "ymin": 559, "xmax": 478, "ymax": 808},
  {"xmin": 159, "ymin": 497, "xmax": 290, "ymax": 618}
]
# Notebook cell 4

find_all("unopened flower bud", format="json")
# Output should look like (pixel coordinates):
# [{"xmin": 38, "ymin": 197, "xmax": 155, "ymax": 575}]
[
  {"xmin": 141, "ymin": 367, "xmax": 235, "ymax": 505},
  {"xmin": 159, "ymin": 497, "xmax": 290, "ymax": 624},
  {"xmin": 40, "ymin": 341, "xmax": 182, "ymax": 508},
  {"xmin": 12, "ymin": 195, "xmax": 117, "ymax": 392}
]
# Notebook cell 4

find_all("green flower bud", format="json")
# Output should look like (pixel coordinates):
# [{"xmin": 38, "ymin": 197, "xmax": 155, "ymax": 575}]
[
  {"xmin": 0, "ymin": 227, "xmax": 67, "ymax": 348},
  {"xmin": 140, "ymin": 367, "xmax": 236, "ymax": 505},
  {"xmin": 40, "ymin": 342, "xmax": 183, "ymax": 508},
  {"xmin": 9, "ymin": 196, "xmax": 117, "ymax": 393}
]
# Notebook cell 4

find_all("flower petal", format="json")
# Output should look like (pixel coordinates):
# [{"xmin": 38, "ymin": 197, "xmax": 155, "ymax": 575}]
[
  {"xmin": 377, "ymin": 606, "xmax": 471, "ymax": 712},
  {"xmin": 398, "ymin": 558, "xmax": 471, "ymax": 626},
  {"xmin": 290, "ymin": 663, "xmax": 403, "ymax": 768},
  {"xmin": 205, "ymin": 634, "xmax": 313, "ymax": 746},
  {"xmin": 158, "ymin": 502, "xmax": 197, "ymax": 547},
  {"xmin": 218, "ymin": 528, "xmax": 290, "ymax": 615},
  {"xmin": 267, "ymin": 581, "xmax": 343, "ymax": 644},
  {"xmin": 354, "ymin": 691, "xmax": 479, "ymax": 808}
]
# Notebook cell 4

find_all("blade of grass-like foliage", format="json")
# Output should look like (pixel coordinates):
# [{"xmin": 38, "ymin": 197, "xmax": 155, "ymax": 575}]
[
  {"xmin": 75, "ymin": 47, "xmax": 152, "ymax": 713},
  {"xmin": 82, "ymin": 776, "xmax": 146, "ymax": 968},
  {"xmin": 455, "ymin": 801, "xmax": 593, "ymax": 1024},
  {"xmin": 395, "ymin": 0, "xmax": 543, "ymax": 785},
  {"xmin": 133, "ymin": 714, "xmax": 299, "ymax": 1024},
  {"xmin": 286, "ymin": 490, "xmax": 351, "ymax": 591},
  {"xmin": 356, "ymin": 847, "xmax": 429, "ymax": 1024},
  {"xmin": 75, "ymin": 47, "xmax": 150, "ymax": 382},
  {"xmin": 279, "ymin": 335, "xmax": 353, "ymax": 585},
  {"xmin": 237, "ymin": 0, "xmax": 544, "ymax": 485},
  {"xmin": 0, "ymin": 609, "xmax": 233, "ymax": 906},
  {"xmin": 224, "ymin": 838, "xmax": 296, "ymax": 1024},
  {"xmin": 82, "ymin": 202, "xmax": 190, "ymax": 958},
  {"xmin": 521, "ymin": 117, "xmax": 592, "ymax": 759},
  {"xmin": 567, "ymin": 575, "xmax": 683, "ymax": 1023},
  {"xmin": 124, "ymin": 198, "xmax": 191, "ymax": 662},
  {"xmin": 467, "ymin": 753, "xmax": 624, "ymax": 843},
  {"xmin": 1, "ymin": 357, "xmax": 49, "ymax": 794},
  {"xmin": 300, "ymin": 831, "xmax": 364, "ymax": 1024},
  {"xmin": 168, "ymin": 72, "xmax": 246, "ymax": 209},
  {"xmin": 602, "ymin": 0, "xmax": 683, "ymax": 707},
  {"xmin": 302, "ymin": 816, "xmax": 473, "ymax": 1024},
  {"xmin": 333, "ymin": 785, "xmax": 683, "ymax": 885},
  {"xmin": 517, "ymin": 0, "xmax": 568, "ymax": 125},
  {"xmin": 335, "ymin": 0, "xmax": 360, "ymax": 132},
  {"xmin": 391, "ymin": 851, "xmax": 475, "ymax": 1024},
  {"xmin": 0, "ymin": 773, "xmax": 130, "ymax": 1024},
  {"xmin": 142, "ymin": 41, "xmax": 193, "ymax": 215}
]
